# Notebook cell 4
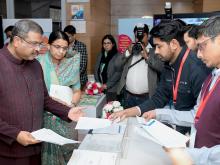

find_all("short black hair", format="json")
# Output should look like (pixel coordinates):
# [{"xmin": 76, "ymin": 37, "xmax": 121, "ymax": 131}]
[
  {"xmin": 63, "ymin": 25, "xmax": 76, "ymax": 35},
  {"xmin": 183, "ymin": 24, "xmax": 199, "ymax": 39},
  {"xmin": 4, "ymin": 25, "xmax": 14, "ymax": 33},
  {"xmin": 150, "ymin": 20, "xmax": 185, "ymax": 46},
  {"xmin": 133, "ymin": 24, "xmax": 149, "ymax": 34},
  {"xmin": 174, "ymin": 19, "xmax": 187, "ymax": 26}
]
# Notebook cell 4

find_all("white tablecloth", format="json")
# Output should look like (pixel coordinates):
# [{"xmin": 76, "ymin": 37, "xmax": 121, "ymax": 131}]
[{"xmin": 71, "ymin": 117, "xmax": 172, "ymax": 165}]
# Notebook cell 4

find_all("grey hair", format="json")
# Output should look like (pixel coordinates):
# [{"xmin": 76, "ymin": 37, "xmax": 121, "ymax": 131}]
[
  {"xmin": 11, "ymin": 19, "xmax": 43, "ymax": 41},
  {"xmin": 198, "ymin": 16, "xmax": 220, "ymax": 38}
]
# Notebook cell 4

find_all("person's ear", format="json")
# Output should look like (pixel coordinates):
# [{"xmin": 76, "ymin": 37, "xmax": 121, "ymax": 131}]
[
  {"xmin": 214, "ymin": 36, "xmax": 220, "ymax": 54},
  {"xmin": 145, "ymin": 33, "xmax": 149, "ymax": 38},
  {"xmin": 169, "ymin": 39, "xmax": 179, "ymax": 50},
  {"xmin": 13, "ymin": 36, "xmax": 21, "ymax": 48},
  {"xmin": 215, "ymin": 35, "xmax": 220, "ymax": 45}
]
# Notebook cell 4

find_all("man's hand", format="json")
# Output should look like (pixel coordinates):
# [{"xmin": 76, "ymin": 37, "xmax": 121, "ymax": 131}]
[
  {"xmin": 127, "ymin": 44, "xmax": 133, "ymax": 54},
  {"xmin": 140, "ymin": 43, "xmax": 149, "ymax": 59},
  {"xmin": 163, "ymin": 147, "xmax": 193, "ymax": 165},
  {"xmin": 109, "ymin": 110, "xmax": 127, "ymax": 122},
  {"xmin": 124, "ymin": 43, "xmax": 134, "ymax": 57},
  {"xmin": 142, "ymin": 110, "xmax": 156, "ymax": 120},
  {"xmin": 68, "ymin": 106, "xmax": 85, "ymax": 122},
  {"xmin": 109, "ymin": 107, "xmax": 140, "ymax": 122},
  {"xmin": 16, "ymin": 131, "xmax": 41, "ymax": 146}
]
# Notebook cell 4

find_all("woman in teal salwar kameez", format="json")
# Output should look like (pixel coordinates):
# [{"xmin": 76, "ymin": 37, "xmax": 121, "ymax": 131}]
[{"xmin": 37, "ymin": 31, "xmax": 81, "ymax": 165}]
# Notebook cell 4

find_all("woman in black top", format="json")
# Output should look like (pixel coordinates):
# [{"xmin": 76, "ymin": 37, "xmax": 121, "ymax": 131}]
[{"xmin": 94, "ymin": 34, "xmax": 124, "ymax": 102}]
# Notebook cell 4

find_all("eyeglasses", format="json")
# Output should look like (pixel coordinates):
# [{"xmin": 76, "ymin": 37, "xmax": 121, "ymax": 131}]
[
  {"xmin": 103, "ymin": 42, "xmax": 112, "ymax": 45},
  {"xmin": 51, "ymin": 44, "xmax": 69, "ymax": 51},
  {"xmin": 197, "ymin": 35, "xmax": 217, "ymax": 51},
  {"xmin": 18, "ymin": 36, "xmax": 44, "ymax": 49}
]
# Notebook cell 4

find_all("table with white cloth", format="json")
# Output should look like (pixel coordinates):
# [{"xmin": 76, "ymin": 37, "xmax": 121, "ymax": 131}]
[
  {"xmin": 68, "ymin": 117, "xmax": 172, "ymax": 165},
  {"xmin": 119, "ymin": 118, "xmax": 172, "ymax": 165}
]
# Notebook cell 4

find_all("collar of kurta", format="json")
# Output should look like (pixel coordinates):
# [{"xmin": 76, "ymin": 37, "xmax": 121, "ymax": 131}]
[{"xmin": 3, "ymin": 46, "xmax": 26, "ymax": 65}]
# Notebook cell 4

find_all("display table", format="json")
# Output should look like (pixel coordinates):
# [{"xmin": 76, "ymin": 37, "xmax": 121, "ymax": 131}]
[
  {"xmin": 68, "ymin": 117, "xmax": 172, "ymax": 165},
  {"xmin": 79, "ymin": 93, "xmax": 106, "ymax": 118},
  {"xmin": 119, "ymin": 118, "xmax": 172, "ymax": 165},
  {"xmin": 78, "ymin": 94, "xmax": 107, "ymax": 140}
]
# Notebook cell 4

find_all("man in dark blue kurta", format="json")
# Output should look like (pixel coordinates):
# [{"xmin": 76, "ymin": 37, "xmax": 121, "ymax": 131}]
[{"xmin": 0, "ymin": 20, "xmax": 83, "ymax": 165}]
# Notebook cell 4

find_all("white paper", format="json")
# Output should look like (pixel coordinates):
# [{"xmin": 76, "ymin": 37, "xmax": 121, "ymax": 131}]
[
  {"xmin": 135, "ymin": 126, "xmax": 165, "ymax": 146},
  {"xmin": 31, "ymin": 128, "xmax": 80, "ymax": 145},
  {"xmin": 92, "ymin": 124, "xmax": 125, "ymax": 135},
  {"xmin": 137, "ymin": 118, "xmax": 189, "ymax": 148},
  {"xmin": 75, "ymin": 117, "xmax": 112, "ymax": 130},
  {"xmin": 136, "ymin": 116, "xmax": 147, "ymax": 125},
  {"xmin": 67, "ymin": 149, "xmax": 118, "ymax": 165},
  {"xmin": 49, "ymin": 84, "xmax": 73, "ymax": 106}
]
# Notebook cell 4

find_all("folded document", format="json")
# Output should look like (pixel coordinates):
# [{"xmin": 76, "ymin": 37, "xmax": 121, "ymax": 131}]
[
  {"xmin": 75, "ymin": 117, "xmax": 112, "ymax": 130},
  {"xmin": 136, "ymin": 117, "xmax": 189, "ymax": 148},
  {"xmin": 49, "ymin": 84, "xmax": 73, "ymax": 106},
  {"xmin": 92, "ymin": 124, "xmax": 126, "ymax": 134}
]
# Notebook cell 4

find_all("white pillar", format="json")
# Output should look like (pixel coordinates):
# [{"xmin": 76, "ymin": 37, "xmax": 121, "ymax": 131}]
[
  {"xmin": 6, "ymin": 0, "xmax": 15, "ymax": 18},
  {"xmin": 61, "ymin": 0, "xmax": 66, "ymax": 30}
]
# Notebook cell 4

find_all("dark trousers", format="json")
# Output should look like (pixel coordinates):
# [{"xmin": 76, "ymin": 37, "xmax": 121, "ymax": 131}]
[
  {"xmin": 0, "ymin": 154, "xmax": 41, "ymax": 165},
  {"xmin": 125, "ymin": 90, "xmax": 149, "ymax": 108},
  {"xmin": 106, "ymin": 92, "xmax": 118, "ymax": 102}
]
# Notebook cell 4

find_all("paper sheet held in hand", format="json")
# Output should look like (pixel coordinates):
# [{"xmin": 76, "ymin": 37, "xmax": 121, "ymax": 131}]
[
  {"xmin": 136, "ymin": 117, "xmax": 189, "ymax": 148},
  {"xmin": 31, "ymin": 128, "xmax": 80, "ymax": 145}
]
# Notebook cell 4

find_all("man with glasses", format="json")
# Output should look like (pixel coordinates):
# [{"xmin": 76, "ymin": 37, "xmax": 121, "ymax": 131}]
[
  {"xmin": 0, "ymin": 20, "xmax": 84, "ymax": 165},
  {"xmin": 111, "ymin": 20, "xmax": 210, "ymax": 135},
  {"xmin": 64, "ymin": 25, "xmax": 88, "ymax": 90},
  {"xmin": 142, "ymin": 16, "xmax": 220, "ymax": 164}
]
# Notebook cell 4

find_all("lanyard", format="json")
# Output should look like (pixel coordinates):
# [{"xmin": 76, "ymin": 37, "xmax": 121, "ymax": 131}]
[
  {"xmin": 194, "ymin": 77, "xmax": 220, "ymax": 123},
  {"xmin": 172, "ymin": 48, "xmax": 190, "ymax": 104}
]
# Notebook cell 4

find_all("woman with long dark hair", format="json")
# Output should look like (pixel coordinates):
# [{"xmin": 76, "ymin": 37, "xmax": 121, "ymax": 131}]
[{"xmin": 94, "ymin": 34, "xmax": 124, "ymax": 102}]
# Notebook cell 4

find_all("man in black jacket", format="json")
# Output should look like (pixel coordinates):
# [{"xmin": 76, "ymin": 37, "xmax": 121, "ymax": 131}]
[{"xmin": 110, "ymin": 20, "xmax": 210, "ymax": 134}]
